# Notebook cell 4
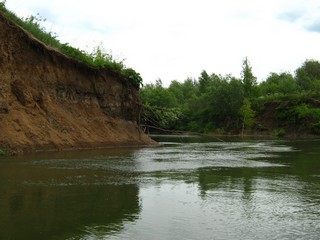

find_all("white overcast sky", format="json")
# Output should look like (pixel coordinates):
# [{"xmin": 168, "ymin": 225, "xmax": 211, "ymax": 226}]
[{"xmin": 5, "ymin": 0, "xmax": 320, "ymax": 86}]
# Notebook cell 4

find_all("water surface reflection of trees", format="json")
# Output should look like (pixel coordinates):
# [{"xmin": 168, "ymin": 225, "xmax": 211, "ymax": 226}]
[{"xmin": 0, "ymin": 153, "xmax": 141, "ymax": 240}]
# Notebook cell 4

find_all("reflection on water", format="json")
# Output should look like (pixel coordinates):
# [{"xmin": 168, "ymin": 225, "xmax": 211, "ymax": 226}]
[
  {"xmin": 0, "ymin": 149, "xmax": 141, "ymax": 240},
  {"xmin": 0, "ymin": 137, "xmax": 320, "ymax": 239},
  {"xmin": 0, "ymin": 174, "xmax": 140, "ymax": 239}
]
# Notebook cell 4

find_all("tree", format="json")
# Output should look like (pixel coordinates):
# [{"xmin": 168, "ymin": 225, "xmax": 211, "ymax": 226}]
[
  {"xmin": 259, "ymin": 72, "xmax": 298, "ymax": 96},
  {"xmin": 198, "ymin": 70, "xmax": 211, "ymax": 93},
  {"xmin": 241, "ymin": 57, "xmax": 257, "ymax": 99},
  {"xmin": 240, "ymin": 98, "xmax": 255, "ymax": 134},
  {"xmin": 207, "ymin": 76, "xmax": 244, "ymax": 131},
  {"xmin": 168, "ymin": 80, "xmax": 184, "ymax": 105},
  {"xmin": 140, "ymin": 79, "xmax": 177, "ymax": 108},
  {"xmin": 295, "ymin": 59, "xmax": 320, "ymax": 92}
]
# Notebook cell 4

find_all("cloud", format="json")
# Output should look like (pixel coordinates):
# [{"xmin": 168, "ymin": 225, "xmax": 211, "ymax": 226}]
[
  {"xmin": 5, "ymin": 0, "xmax": 320, "ymax": 86},
  {"xmin": 306, "ymin": 20, "xmax": 320, "ymax": 33},
  {"xmin": 277, "ymin": 1, "xmax": 320, "ymax": 33},
  {"xmin": 278, "ymin": 9, "xmax": 304, "ymax": 22},
  {"xmin": 279, "ymin": 10, "xmax": 320, "ymax": 33}
]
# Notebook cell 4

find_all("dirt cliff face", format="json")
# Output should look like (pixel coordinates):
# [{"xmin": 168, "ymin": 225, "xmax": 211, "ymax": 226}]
[{"xmin": 0, "ymin": 12, "xmax": 156, "ymax": 154}]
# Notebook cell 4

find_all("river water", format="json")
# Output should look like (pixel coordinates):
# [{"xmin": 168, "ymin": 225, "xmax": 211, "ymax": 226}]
[{"xmin": 1, "ymin": 136, "xmax": 320, "ymax": 240}]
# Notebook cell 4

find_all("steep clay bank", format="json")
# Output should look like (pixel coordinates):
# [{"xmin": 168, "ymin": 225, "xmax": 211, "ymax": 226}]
[{"xmin": 0, "ymin": 12, "xmax": 156, "ymax": 154}]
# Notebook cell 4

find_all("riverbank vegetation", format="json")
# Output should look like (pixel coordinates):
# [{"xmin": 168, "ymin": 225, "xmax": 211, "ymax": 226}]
[
  {"xmin": 0, "ymin": 148, "xmax": 8, "ymax": 156},
  {"xmin": 0, "ymin": 1, "xmax": 142, "ymax": 88},
  {"xmin": 140, "ymin": 58, "xmax": 320, "ymax": 137}
]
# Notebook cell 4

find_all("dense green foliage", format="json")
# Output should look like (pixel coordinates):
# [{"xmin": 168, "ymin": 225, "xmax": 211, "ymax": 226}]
[
  {"xmin": 140, "ymin": 58, "xmax": 320, "ymax": 135},
  {"xmin": 296, "ymin": 60, "xmax": 320, "ymax": 92},
  {"xmin": 0, "ymin": 1, "xmax": 142, "ymax": 88},
  {"xmin": 275, "ymin": 101, "xmax": 320, "ymax": 134},
  {"xmin": 141, "ymin": 62, "xmax": 253, "ymax": 133},
  {"xmin": 241, "ymin": 57, "xmax": 258, "ymax": 99},
  {"xmin": 240, "ymin": 98, "xmax": 255, "ymax": 131}
]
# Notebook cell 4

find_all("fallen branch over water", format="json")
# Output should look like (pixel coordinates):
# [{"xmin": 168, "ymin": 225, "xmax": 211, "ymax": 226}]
[{"xmin": 140, "ymin": 124, "xmax": 225, "ymax": 142}]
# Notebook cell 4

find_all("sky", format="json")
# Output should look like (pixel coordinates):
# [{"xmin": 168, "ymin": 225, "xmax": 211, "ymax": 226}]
[{"xmin": 5, "ymin": 0, "xmax": 320, "ymax": 86}]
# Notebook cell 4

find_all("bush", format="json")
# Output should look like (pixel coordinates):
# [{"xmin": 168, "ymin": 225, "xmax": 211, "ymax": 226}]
[
  {"xmin": 276, "ymin": 101, "xmax": 320, "ymax": 125},
  {"xmin": 142, "ymin": 104, "xmax": 184, "ymax": 130},
  {"xmin": 272, "ymin": 128, "xmax": 286, "ymax": 137},
  {"xmin": 311, "ymin": 122, "xmax": 320, "ymax": 134},
  {"xmin": 0, "ymin": 148, "xmax": 8, "ymax": 156},
  {"xmin": 123, "ymin": 68, "xmax": 143, "ymax": 89},
  {"xmin": 214, "ymin": 128, "xmax": 226, "ymax": 135}
]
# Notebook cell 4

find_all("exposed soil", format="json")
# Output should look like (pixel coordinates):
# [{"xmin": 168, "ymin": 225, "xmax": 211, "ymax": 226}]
[{"xmin": 0, "ymin": 12, "xmax": 157, "ymax": 154}]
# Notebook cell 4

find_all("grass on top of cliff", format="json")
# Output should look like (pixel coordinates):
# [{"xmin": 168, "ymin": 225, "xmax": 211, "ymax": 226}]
[{"xmin": 0, "ymin": 1, "xmax": 143, "ymax": 89}]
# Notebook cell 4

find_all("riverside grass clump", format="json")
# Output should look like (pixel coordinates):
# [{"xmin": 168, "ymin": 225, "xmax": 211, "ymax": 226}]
[
  {"xmin": 0, "ymin": 148, "xmax": 8, "ymax": 156},
  {"xmin": 0, "ymin": 1, "xmax": 143, "ymax": 89}
]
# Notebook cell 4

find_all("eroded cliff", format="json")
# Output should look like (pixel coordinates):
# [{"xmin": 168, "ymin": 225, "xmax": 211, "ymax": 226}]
[{"xmin": 0, "ymin": 12, "xmax": 156, "ymax": 154}]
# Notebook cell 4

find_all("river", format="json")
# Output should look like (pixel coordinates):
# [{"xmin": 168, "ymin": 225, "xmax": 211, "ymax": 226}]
[{"xmin": 0, "ymin": 136, "xmax": 320, "ymax": 239}]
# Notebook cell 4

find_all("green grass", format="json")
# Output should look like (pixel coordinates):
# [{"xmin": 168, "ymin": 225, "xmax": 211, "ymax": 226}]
[{"xmin": 0, "ymin": 1, "xmax": 143, "ymax": 88}]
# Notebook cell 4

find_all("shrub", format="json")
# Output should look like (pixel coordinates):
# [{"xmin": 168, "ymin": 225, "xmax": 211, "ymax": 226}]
[
  {"xmin": 214, "ymin": 128, "xmax": 226, "ymax": 135},
  {"xmin": 123, "ymin": 68, "xmax": 143, "ymax": 89},
  {"xmin": 311, "ymin": 122, "xmax": 320, "ymax": 134},
  {"xmin": 0, "ymin": 148, "xmax": 8, "ymax": 156},
  {"xmin": 272, "ymin": 128, "xmax": 286, "ymax": 137}
]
